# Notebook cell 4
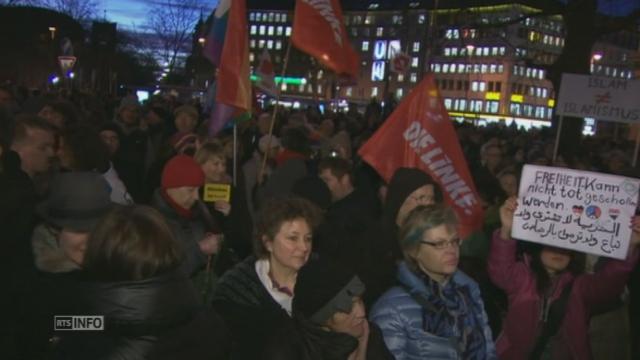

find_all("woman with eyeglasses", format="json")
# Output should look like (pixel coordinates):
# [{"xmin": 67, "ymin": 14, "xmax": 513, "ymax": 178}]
[{"xmin": 370, "ymin": 204, "xmax": 497, "ymax": 360}]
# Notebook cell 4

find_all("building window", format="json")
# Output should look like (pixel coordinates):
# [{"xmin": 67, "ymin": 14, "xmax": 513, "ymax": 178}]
[
  {"xmin": 451, "ymin": 47, "xmax": 458, "ymax": 56},
  {"xmin": 486, "ymin": 101, "xmax": 499, "ymax": 113},
  {"xmin": 371, "ymin": 87, "xmax": 378, "ymax": 97},
  {"xmin": 268, "ymin": 13, "xmax": 274, "ymax": 22},
  {"xmin": 443, "ymin": 64, "xmax": 449, "ymax": 73},
  {"xmin": 470, "ymin": 100, "xmax": 483, "ymax": 112},
  {"xmin": 250, "ymin": 12, "xmax": 256, "ymax": 21},
  {"xmin": 250, "ymin": 25, "xmax": 257, "ymax": 35},
  {"xmin": 433, "ymin": 64, "xmax": 441, "ymax": 73},
  {"xmin": 500, "ymin": 47, "xmax": 506, "ymax": 55},
  {"xmin": 275, "ymin": 40, "xmax": 282, "ymax": 50},
  {"xmin": 490, "ymin": 64, "xmax": 497, "ymax": 73},
  {"xmin": 418, "ymin": 14, "xmax": 426, "ymax": 24},
  {"xmin": 275, "ymin": 13, "xmax": 281, "ymax": 22},
  {"xmin": 259, "ymin": 40, "xmax": 265, "ymax": 48},
  {"xmin": 444, "ymin": 48, "xmax": 451, "ymax": 56},
  {"xmin": 346, "ymin": 87, "xmax": 352, "ymax": 97},
  {"xmin": 249, "ymin": 53, "xmax": 254, "ymax": 62},
  {"xmin": 410, "ymin": 73, "xmax": 418, "ymax": 83},
  {"xmin": 268, "ymin": 26, "xmax": 274, "ymax": 36},
  {"xmin": 413, "ymin": 42, "xmax": 420, "ymax": 52},
  {"xmin": 277, "ymin": 26, "xmax": 283, "ymax": 36},
  {"xmin": 510, "ymin": 103, "xmax": 522, "ymax": 115},
  {"xmin": 398, "ymin": 74, "xmax": 404, "ymax": 82},
  {"xmin": 498, "ymin": 64, "xmax": 504, "ymax": 73},
  {"xmin": 286, "ymin": 27, "xmax": 292, "ymax": 36},
  {"xmin": 281, "ymin": 13, "xmax": 287, "ymax": 22},
  {"xmin": 412, "ymin": 57, "xmax": 419, "ymax": 68},
  {"xmin": 496, "ymin": 82, "xmax": 502, "ymax": 92},
  {"xmin": 250, "ymin": 40, "xmax": 256, "ymax": 48},
  {"xmin": 481, "ymin": 64, "xmax": 488, "ymax": 73},
  {"xmin": 396, "ymin": 88, "xmax": 404, "ymax": 98},
  {"xmin": 444, "ymin": 98, "xmax": 452, "ymax": 109},
  {"xmin": 362, "ymin": 41, "xmax": 369, "ymax": 51},
  {"xmin": 491, "ymin": 47, "xmax": 498, "ymax": 56},
  {"xmin": 267, "ymin": 40, "xmax": 273, "ymax": 49},
  {"xmin": 366, "ymin": 15, "xmax": 374, "ymax": 24},
  {"xmin": 457, "ymin": 63, "xmax": 465, "ymax": 73},
  {"xmin": 483, "ymin": 47, "xmax": 489, "ymax": 56},
  {"xmin": 259, "ymin": 25, "xmax": 266, "ymax": 35},
  {"xmin": 376, "ymin": 27, "xmax": 383, "ymax": 36}
]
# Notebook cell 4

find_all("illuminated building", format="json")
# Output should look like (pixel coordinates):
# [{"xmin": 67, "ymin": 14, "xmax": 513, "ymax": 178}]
[{"xmin": 246, "ymin": 1, "xmax": 639, "ymax": 127}]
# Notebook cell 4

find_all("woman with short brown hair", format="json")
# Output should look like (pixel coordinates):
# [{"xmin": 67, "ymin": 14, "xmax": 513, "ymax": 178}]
[{"xmin": 213, "ymin": 196, "xmax": 322, "ymax": 359}]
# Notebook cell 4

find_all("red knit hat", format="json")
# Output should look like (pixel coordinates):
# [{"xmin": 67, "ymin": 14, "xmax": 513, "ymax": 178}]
[{"xmin": 161, "ymin": 154, "xmax": 205, "ymax": 189}]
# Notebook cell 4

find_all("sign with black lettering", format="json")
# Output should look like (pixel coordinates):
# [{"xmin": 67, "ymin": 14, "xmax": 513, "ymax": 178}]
[
  {"xmin": 556, "ymin": 73, "xmax": 640, "ymax": 123},
  {"xmin": 513, "ymin": 165, "xmax": 640, "ymax": 259},
  {"xmin": 203, "ymin": 183, "xmax": 231, "ymax": 203}
]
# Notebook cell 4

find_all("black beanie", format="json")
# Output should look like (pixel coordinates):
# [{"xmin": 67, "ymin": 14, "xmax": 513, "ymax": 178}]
[
  {"xmin": 292, "ymin": 177, "xmax": 332, "ymax": 211},
  {"xmin": 384, "ymin": 167, "xmax": 440, "ymax": 223},
  {"xmin": 293, "ymin": 258, "xmax": 365, "ymax": 324}
]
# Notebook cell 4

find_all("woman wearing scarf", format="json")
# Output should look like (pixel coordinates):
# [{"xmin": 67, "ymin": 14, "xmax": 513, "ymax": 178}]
[{"xmin": 370, "ymin": 205, "xmax": 496, "ymax": 359}]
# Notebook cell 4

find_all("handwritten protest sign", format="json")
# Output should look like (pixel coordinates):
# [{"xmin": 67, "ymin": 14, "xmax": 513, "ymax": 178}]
[
  {"xmin": 513, "ymin": 165, "xmax": 640, "ymax": 259},
  {"xmin": 203, "ymin": 183, "xmax": 231, "ymax": 203}
]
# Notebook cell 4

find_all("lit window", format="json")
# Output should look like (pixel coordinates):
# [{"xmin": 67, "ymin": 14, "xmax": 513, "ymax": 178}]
[
  {"xmin": 472, "ymin": 81, "xmax": 479, "ymax": 91},
  {"xmin": 250, "ymin": 25, "xmax": 257, "ymax": 35},
  {"xmin": 250, "ymin": 13, "xmax": 256, "ymax": 21},
  {"xmin": 418, "ymin": 14, "xmax": 426, "ymax": 24},
  {"xmin": 268, "ymin": 26, "xmax": 274, "ymax": 36},
  {"xmin": 526, "ymin": 68, "xmax": 532, "ymax": 77},
  {"xmin": 376, "ymin": 27, "xmax": 384, "ymax": 36},
  {"xmin": 483, "ymin": 47, "xmax": 489, "ymax": 56},
  {"xmin": 444, "ymin": 48, "xmax": 451, "ymax": 56},
  {"xmin": 259, "ymin": 40, "xmax": 265, "ymax": 48},
  {"xmin": 539, "ymin": 70, "xmax": 544, "ymax": 79},
  {"xmin": 443, "ymin": 64, "xmax": 449, "ymax": 73},
  {"xmin": 259, "ymin": 25, "xmax": 266, "ymax": 35},
  {"xmin": 267, "ymin": 40, "xmax": 273, "ymax": 49},
  {"xmin": 256, "ymin": 13, "xmax": 262, "ymax": 21},
  {"xmin": 498, "ymin": 65, "xmax": 504, "ymax": 73},
  {"xmin": 249, "ymin": 53, "xmax": 254, "ymax": 62},
  {"xmin": 268, "ymin": 13, "xmax": 274, "ymax": 22},
  {"xmin": 444, "ymin": 98, "xmax": 452, "ymax": 109},
  {"xmin": 366, "ymin": 15, "xmax": 374, "ymax": 25},
  {"xmin": 475, "ymin": 47, "xmax": 482, "ymax": 56},
  {"xmin": 413, "ymin": 42, "xmax": 420, "ymax": 52},
  {"xmin": 362, "ymin": 41, "xmax": 369, "ymax": 51},
  {"xmin": 410, "ymin": 73, "xmax": 418, "ymax": 82},
  {"xmin": 490, "ymin": 64, "xmax": 497, "ymax": 73},
  {"xmin": 398, "ymin": 74, "xmax": 404, "ymax": 81},
  {"xmin": 433, "ymin": 64, "xmax": 441, "ymax": 73},
  {"xmin": 500, "ymin": 47, "xmax": 506, "ymax": 55},
  {"xmin": 250, "ymin": 40, "xmax": 256, "ymax": 48},
  {"xmin": 276, "ymin": 40, "xmax": 282, "ymax": 50},
  {"xmin": 479, "ymin": 82, "xmax": 486, "ymax": 91},
  {"xmin": 510, "ymin": 103, "xmax": 522, "ymax": 115},
  {"xmin": 457, "ymin": 63, "xmax": 465, "ymax": 73},
  {"xmin": 396, "ymin": 88, "xmax": 404, "ymax": 98},
  {"xmin": 276, "ymin": 13, "xmax": 281, "ymax": 22},
  {"xmin": 371, "ymin": 87, "xmax": 378, "ymax": 97},
  {"xmin": 481, "ymin": 64, "xmax": 487, "ymax": 73},
  {"xmin": 277, "ymin": 26, "xmax": 283, "ymax": 36},
  {"xmin": 473, "ymin": 64, "xmax": 480, "ymax": 73},
  {"xmin": 286, "ymin": 27, "xmax": 292, "ymax": 36},
  {"xmin": 451, "ymin": 47, "xmax": 458, "ymax": 56},
  {"xmin": 282, "ymin": 13, "xmax": 287, "ymax": 22},
  {"xmin": 492, "ymin": 47, "xmax": 498, "ymax": 56},
  {"xmin": 412, "ymin": 57, "xmax": 419, "ymax": 68}
]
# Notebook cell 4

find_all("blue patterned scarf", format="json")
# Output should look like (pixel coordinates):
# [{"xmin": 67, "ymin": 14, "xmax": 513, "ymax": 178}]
[{"xmin": 407, "ymin": 273, "xmax": 489, "ymax": 359}]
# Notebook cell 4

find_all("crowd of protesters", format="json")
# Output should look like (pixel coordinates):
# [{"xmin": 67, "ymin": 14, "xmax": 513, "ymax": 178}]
[{"xmin": 1, "ymin": 82, "xmax": 640, "ymax": 360}]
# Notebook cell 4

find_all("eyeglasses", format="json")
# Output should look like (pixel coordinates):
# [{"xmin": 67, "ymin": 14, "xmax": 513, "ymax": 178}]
[{"xmin": 420, "ymin": 238, "xmax": 462, "ymax": 250}]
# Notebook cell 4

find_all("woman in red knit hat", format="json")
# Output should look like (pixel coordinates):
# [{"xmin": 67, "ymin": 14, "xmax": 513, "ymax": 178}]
[{"xmin": 150, "ymin": 154, "xmax": 222, "ymax": 289}]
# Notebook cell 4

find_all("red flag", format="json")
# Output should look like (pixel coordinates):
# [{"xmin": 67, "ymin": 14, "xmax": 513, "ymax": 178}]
[
  {"xmin": 358, "ymin": 74, "xmax": 484, "ymax": 237},
  {"xmin": 209, "ymin": 0, "xmax": 252, "ymax": 136},
  {"xmin": 291, "ymin": 0, "xmax": 359, "ymax": 78}
]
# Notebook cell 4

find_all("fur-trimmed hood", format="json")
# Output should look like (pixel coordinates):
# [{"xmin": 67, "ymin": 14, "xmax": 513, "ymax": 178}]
[{"xmin": 31, "ymin": 223, "xmax": 80, "ymax": 273}]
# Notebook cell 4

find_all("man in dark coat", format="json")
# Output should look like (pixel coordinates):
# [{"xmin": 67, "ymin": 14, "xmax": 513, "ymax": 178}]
[{"xmin": 113, "ymin": 97, "xmax": 148, "ymax": 203}]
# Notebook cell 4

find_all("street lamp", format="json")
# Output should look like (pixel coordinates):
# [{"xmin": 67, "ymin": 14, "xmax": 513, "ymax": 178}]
[
  {"xmin": 48, "ymin": 26, "xmax": 56, "ymax": 40},
  {"xmin": 592, "ymin": 53, "xmax": 603, "ymax": 62},
  {"xmin": 198, "ymin": 37, "xmax": 206, "ymax": 45}
]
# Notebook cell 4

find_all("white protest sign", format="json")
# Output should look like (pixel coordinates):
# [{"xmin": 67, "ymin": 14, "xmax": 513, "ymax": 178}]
[
  {"xmin": 513, "ymin": 165, "xmax": 640, "ymax": 259},
  {"xmin": 556, "ymin": 73, "xmax": 640, "ymax": 123}
]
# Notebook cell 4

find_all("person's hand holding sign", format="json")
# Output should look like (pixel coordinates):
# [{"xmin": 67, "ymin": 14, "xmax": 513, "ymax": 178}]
[
  {"xmin": 214, "ymin": 201, "xmax": 231, "ymax": 216},
  {"xmin": 499, "ymin": 196, "xmax": 518, "ymax": 241},
  {"xmin": 199, "ymin": 232, "xmax": 222, "ymax": 256}
]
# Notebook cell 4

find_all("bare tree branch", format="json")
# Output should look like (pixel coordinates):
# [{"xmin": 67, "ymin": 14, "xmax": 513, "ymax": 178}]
[
  {"xmin": 5, "ymin": 0, "xmax": 98, "ymax": 24},
  {"xmin": 144, "ymin": 0, "xmax": 202, "ymax": 74}
]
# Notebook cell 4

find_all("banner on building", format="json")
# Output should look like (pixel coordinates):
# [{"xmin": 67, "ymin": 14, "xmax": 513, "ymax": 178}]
[
  {"xmin": 358, "ymin": 73, "xmax": 484, "ymax": 238},
  {"xmin": 556, "ymin": 73, "xmax": 640, "ymax": 123},
  {"xmin": 513, "ymin": 164, "xmax": 640, "ymax": 259}
]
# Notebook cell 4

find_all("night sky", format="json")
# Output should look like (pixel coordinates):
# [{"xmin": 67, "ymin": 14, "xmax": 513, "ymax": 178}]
[{"xmin": 101, "ymin": 0, "xmax": 639, "ymax": 30}]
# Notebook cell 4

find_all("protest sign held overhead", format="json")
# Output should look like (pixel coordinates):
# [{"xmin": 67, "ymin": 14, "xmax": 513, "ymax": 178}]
[
  {"xmin": 255, "ymin": 49, "xmax": 277, "ymax": 96},
  {"xmin": 556, "ymin": 73, "xmax": 640, "ymax": 123},
  {"xmin": 291, "ymin": 0, "xmax": 359, "ymax": 78},
  {"xmin": 513, "ymin": 165, "xmax": 640, "ymax": 259},
  {"xmin": 358, "ymin": 74, "xmax": 484, "ymax": 238}
]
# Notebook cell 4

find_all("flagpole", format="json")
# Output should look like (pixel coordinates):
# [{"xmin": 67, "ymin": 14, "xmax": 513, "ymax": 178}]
[
  {"xmin": 552, "ymin": 116, "xmax": 563, "ymax": 163},
  {"xmin": 258, "ymin": 38, "xmax": 293, "ymax": 184},
  {"xmin": 233, "ymin": 123, "xmax": 238, "ymax": 187}
]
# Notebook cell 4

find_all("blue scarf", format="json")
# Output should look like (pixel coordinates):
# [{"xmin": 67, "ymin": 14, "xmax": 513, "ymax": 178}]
[{"xmin": 406, "ymin": 273, "xmax": 489, "ymax": 359}]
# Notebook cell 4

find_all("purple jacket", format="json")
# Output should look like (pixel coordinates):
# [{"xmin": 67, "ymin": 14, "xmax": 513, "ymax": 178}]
[{"xmin": 488, "ymin": 230, "xmax": 638, "ymax": 360}]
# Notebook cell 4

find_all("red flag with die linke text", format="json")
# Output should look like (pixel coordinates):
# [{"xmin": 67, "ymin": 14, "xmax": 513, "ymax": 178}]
[{"xmin": 358, "ymin": 73, "xmax": 484, "ymax": 238}]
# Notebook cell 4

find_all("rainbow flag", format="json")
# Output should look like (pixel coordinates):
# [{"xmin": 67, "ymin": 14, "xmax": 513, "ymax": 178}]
[{"xmin": 204, "ymin": 0, "xmax": 251, "ymax": 136}]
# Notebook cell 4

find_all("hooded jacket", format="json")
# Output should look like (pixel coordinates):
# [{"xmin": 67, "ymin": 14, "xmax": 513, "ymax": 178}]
[
  {"xmin": 488, "ymin": 230, "xmax": 639, "ymax": 360},
  {"xmin": 50, "ymin": 270, "xmax": 229, "ymax": 360}
]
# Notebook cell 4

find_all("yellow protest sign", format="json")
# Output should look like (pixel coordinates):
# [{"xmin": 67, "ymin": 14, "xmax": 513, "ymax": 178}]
[{"xmin": 203, "ymin": 183, "xmax": 231, "ymax": 202}]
